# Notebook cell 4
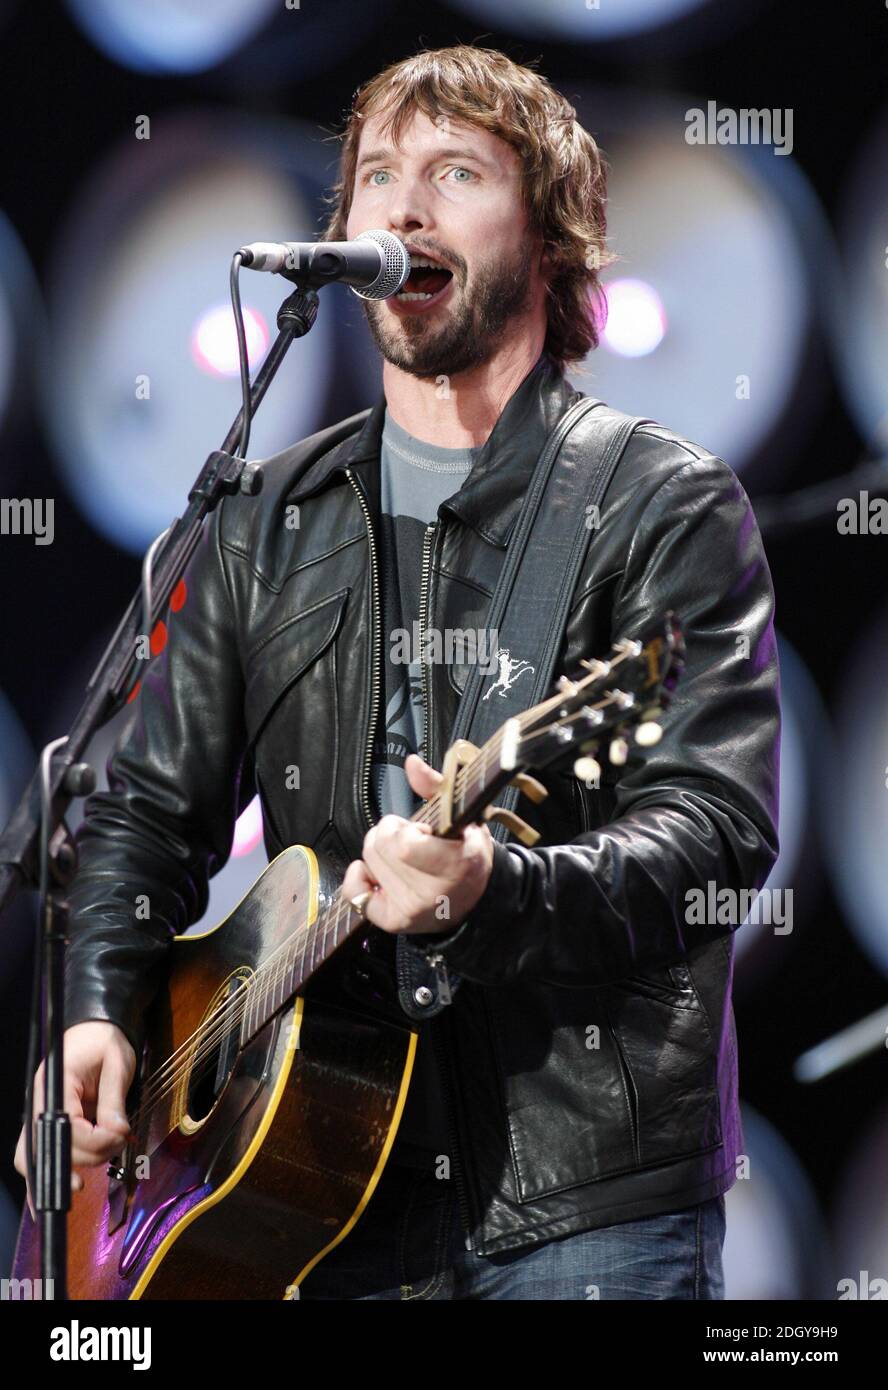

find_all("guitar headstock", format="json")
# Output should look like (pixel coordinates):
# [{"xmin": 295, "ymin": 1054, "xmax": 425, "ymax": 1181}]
[
  {"xmin": 424, "ymin": 612, "xmax": 684, "ymax": 845},
  {"xmin": 503, "ymin": 611, "xmax": 685, "ymax": 783}
]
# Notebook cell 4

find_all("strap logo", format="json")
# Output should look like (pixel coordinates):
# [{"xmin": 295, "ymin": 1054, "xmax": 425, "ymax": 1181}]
[{"xmin": 482, "ymin": 648, "xmax": 536, "ymax": 700}]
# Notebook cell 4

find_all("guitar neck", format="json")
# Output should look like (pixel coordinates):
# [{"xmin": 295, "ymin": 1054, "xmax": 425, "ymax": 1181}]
[
  {"xmin": 237, "ymin": 722, "xmax": 520, "ymax": 1046},
  {"xmin": 235, "ymin": 624, "xmax": 676, "ymax": 1047}
]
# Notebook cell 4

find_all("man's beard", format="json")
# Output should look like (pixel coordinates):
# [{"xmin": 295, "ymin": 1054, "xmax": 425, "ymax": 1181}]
[{"xmin": 360, "ymin": 239, "xmax": 537, "ymax": 379}]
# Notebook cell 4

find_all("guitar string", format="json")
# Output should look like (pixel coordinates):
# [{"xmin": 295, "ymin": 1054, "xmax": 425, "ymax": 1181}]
[
  {"xmin": 129, "ymin": 678, "xmax": 628, "ymax": 1130},
  {"xmin": 128, "ymin": 679, "xmax": 631, "ymax": 1131},
  {"xmin": 128, "ymin": 713, "xmax": 520, "ymax": 1126},
  {"xmin": 128, "ymin": 713, "xmax": 519, "ymax": 1125},
  {"xmin": 128, "ymin": 673, "xmax": 631, "ymax": 1131}
]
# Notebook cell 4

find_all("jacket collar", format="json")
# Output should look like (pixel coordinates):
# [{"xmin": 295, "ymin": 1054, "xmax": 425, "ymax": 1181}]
[{"xmin": 286, "ymin": 351, "xmax": 580, "ymax": 548}]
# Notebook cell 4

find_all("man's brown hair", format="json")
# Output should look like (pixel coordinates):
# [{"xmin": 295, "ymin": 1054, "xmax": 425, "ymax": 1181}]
[{"xmin": 322, "ymin": 44, "xmax": 615, "ymax": 369}]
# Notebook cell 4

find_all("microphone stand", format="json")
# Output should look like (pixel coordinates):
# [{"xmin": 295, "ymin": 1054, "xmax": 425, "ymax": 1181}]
[{"xmin": 0, "ymin": 279, "xmax": 321, "ymax": 1299}]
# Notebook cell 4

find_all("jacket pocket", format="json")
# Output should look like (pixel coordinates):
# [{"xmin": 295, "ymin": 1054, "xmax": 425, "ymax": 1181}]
[
  {"xmin": 602, "ymin": 971, "xmax": 723, "ymax": 1171},
  {"xmin": 244, "ymin": 589, "xmax": 349, "ymax": 848},
  {"xmin": 486, "ymin": 972, "xmax": 723, "ymax": 1204},
  {"xmin": 486, "ymin": 983, "xmax": 639, "ymax": 1203},
  {"xmin": 244, "ymin": 589, "xmax": 349, "ymax": 747}
]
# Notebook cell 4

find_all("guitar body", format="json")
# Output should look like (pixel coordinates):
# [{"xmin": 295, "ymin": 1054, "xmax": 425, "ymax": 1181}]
[
  {"xmin": 13, "ymin": 844, "xmax": 417, "ymax": 1299},
  {"xmin": 13, "ymin": 616, "xmax": 683, "ymax": 1300}
]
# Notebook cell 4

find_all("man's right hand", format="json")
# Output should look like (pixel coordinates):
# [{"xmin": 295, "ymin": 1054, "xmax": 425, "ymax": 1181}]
[{"xmin": 13, "ymin": 1020, "xmax": 137, "ymax": 1219}]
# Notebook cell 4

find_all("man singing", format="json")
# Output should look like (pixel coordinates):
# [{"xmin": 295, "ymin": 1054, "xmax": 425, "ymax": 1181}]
[{"xmin": 15, "ymin": 45, "xmax": 780, "ymax": 1300}]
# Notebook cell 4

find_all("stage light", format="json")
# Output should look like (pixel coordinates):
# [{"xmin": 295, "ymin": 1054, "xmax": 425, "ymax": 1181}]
[
  {"xmin": 723, "ymin": 1106, "xmax": 832, "ymax": 1299},
  {"xmin": 833, "ymin": 1102, "xmax": 888, "ymax": 1300},
  {"xmin": 831, "ymin": 103, "xmax": 888, "ymax": 450},
  {"xmin": 448, "ymin": 0, "xmax": 715, "ymax": 42},
  {"xmin": 733, "ymin": 635, "xmax": 831, "ymax": 985},
  {"xmin": 827, "ymin": 601, "xmax": 888, "ymax": 978},
  {"xmin": 601, "ymin": 278, "xmax": 667, "ymax": 358},
  {"xmin": 191, "ymin": 303, "xmax": 270, "ymax": 378},
  {"xmin": 0, "ymin": 688, "xmax": 32, "ymax": 850},
  {"xmin": 0, "ymin": 210, "xmax": 44, "ymax": 437},
  {"xmin": 565, "ymin": 90, "xmax": 832, "ymax": 485},
  {"xmin": 64, "ymin": 0, "xmax": 279, "ymax": 75},
  {"xmin": 0, "ymin": 687, "xmax": 37, "ymax": 979},
  {"xmin": 63, "ymin": 0, "xmax": 396, "ymax": 85},
  {"xmin": 43, "ymin": 112, "xmax": 338, "ymax": 555}
]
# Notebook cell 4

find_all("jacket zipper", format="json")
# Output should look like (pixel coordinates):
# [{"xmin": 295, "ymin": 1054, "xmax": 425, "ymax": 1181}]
[
  {"xmin": 425, "ymin": 952, "xmax": 451, "ymax": 1005},
  {"xmin": 346, "ymin": 484, "xmax": 473, "ymax": 1248},
  {"xmin": 418, "ymin": 521, "xmax": 437, "ymax": 764},
  {"xmin": 345, "ymin": 468, "xmax": 381, "ymax": 831}
]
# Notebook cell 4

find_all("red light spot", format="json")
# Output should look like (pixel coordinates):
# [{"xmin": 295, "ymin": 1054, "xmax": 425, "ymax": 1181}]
[
  {"xmin": 150, "ymin": 620, "xmax": 167, "ymax": 656},
  {"xmin": 171, "ymin": 579, "xmax": 187, "ymax": 612},
  {"xmin": 127, "ymin": 680, "xmax": 141, "ymax": 703}
]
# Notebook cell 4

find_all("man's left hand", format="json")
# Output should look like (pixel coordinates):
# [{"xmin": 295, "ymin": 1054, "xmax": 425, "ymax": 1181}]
[{"xmin": 341, "ymin": 753, "xmax": 495, "ymax": 935}]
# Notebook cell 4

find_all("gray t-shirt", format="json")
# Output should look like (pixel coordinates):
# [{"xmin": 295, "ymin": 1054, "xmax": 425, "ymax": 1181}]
[{"xmin": 371, "ymin": 408, "xmax": 480, "ymax": 1164}]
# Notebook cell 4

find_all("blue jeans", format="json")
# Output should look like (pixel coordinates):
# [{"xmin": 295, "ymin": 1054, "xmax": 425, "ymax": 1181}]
[{"xmin": 298, "ymin": 1161, "xmax": 727, "ymax": 1300}]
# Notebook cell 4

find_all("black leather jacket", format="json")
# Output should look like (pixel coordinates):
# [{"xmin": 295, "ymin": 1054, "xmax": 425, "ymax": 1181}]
[{"xmin": 64, "ymin": 352, "xmax": 780, "ymax": 1257}]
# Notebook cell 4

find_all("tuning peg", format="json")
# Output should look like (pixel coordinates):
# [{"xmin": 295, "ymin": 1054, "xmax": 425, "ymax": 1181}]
[
  {"xmin": 635, "ymin": 721, "xmax": 663, "ymax": 747},
  {"xmin": 574, "ymin": 755, "xmax": 601, "ymax": 785},
  {"xmin": 579, "ymin": 658, "xmax": 610, "ymax": 679},
  {"xmin": 557, "ymin": 675, "xmax": 579, "ymax": 695},
  {"xmin": 609, "ymin": 736, "xmax": 629, "ymax": 766}
]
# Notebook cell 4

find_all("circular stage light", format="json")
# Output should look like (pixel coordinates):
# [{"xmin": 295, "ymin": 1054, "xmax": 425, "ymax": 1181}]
[
  {"xmin": 448, "ymin": 0, "xmax": 715, "ymax": 42},
  {"xmin": 64, "ymin": 0, "xmax": 396, "ymax": 85},
  {"xmin": 0, "ymin": 210, "xmax": 45, "ymax": 441},
  {"xmin": 565, "ymin": 90, "xmax": 833, "ymax": 485},
  {"xmin": 44, "ymin": 112, "xmax": 339, "ymax": 555},
  {"xmin": 733, "ymin": 635, "xmax": 832, "ymax": 985},
  {"xmin": 723, "ymin": 1105, "xmax": 833, "ymax": 1300},
  {"xmin": 833, "ymin": 1101, "xmax": 888, "ymax": 1300},
  {"xmin": 64, "ymin": 0, "xmax": 279, "ymax": 75},
  {"xmin": 601, "ymin": 278, "xmax": 666, "ymax": 358},
  {"xmin": 0, "ymin": 687, "xmax": 37, "ymax": 976},
  {"xmin": 0, "ymin": 688, "xmax": 33, "ymax": 851},
  {"xmin": 191, "ymin": 303, "xmax": 270, "ymax": 378},
  {"xmin": 828, "ymin": 601, "xmax": 888, "ymax": 978},
  {"xmin": 831, "ymin": 103, "xmax": 888, "ymax": 450}
]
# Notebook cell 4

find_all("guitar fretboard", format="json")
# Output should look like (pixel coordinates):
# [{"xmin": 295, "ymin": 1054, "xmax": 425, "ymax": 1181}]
[{"xmin": 237, "ymin": 724, "xmax": 512, "ymax": 1045}]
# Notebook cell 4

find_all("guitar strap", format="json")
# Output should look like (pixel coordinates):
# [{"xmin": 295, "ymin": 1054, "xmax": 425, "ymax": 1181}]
[{"xmin": 447, "ymin": 393, "xmax": 652, "ymax": 844}]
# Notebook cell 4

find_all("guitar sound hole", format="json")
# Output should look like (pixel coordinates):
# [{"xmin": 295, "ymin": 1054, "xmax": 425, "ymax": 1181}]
[{"xmin": 186, "ymin": 976, "xmax": 245, "ymax": 1124}]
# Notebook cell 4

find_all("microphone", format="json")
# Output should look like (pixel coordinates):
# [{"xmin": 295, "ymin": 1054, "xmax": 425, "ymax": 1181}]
[{"xmin": 237, "ymin": 229, "xmax": 410, "ymax": 300}]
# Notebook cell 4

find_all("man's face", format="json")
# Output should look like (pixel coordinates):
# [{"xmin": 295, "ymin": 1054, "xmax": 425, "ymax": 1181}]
[{"xmin": 345, "ymin": 107, "xmax": 547, "ymax": 379}]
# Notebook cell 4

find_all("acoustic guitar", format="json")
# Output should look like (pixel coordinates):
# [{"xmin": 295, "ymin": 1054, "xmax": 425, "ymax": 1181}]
[{"xmin": 13, "ymin": 614, "xmax": 683, "ymax": 1298}]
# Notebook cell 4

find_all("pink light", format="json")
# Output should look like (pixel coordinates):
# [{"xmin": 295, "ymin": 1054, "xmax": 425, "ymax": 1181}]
[
  {"xmin": 232, "ymin": 794, "xmax": 264, "ymax": 858},
  {"xmin": 602, "ymin": 279, "xmax": 667, "ymax": 358},
  {"xmin": 191, "ymin": 304, "xmax": 269, "ymax": 377}
]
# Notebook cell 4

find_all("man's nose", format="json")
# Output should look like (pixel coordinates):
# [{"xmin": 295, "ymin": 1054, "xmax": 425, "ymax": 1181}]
[{"xmin": 385, "ymin": 175, "xmax": 435, "ymax": 238}]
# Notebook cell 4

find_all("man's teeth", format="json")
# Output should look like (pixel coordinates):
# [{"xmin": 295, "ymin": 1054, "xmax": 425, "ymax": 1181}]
[{"xmin": 396, "ymin": 256, "xmax": 451, "ymax": 300}]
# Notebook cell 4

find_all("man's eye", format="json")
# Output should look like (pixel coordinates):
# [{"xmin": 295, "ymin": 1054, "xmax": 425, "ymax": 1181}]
[
  {"xmin": 447, "ymin": 167, "xmax": 475, "ymax": 182},
  {"xmin": 368, "ymin": 170, "xmax": 390, "ymax": 185}
]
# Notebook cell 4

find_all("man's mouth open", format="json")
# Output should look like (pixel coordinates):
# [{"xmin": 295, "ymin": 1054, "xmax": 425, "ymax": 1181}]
[{"xmin": 389, "ymin": 253, "xmax": 455, "ymax": 313}]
